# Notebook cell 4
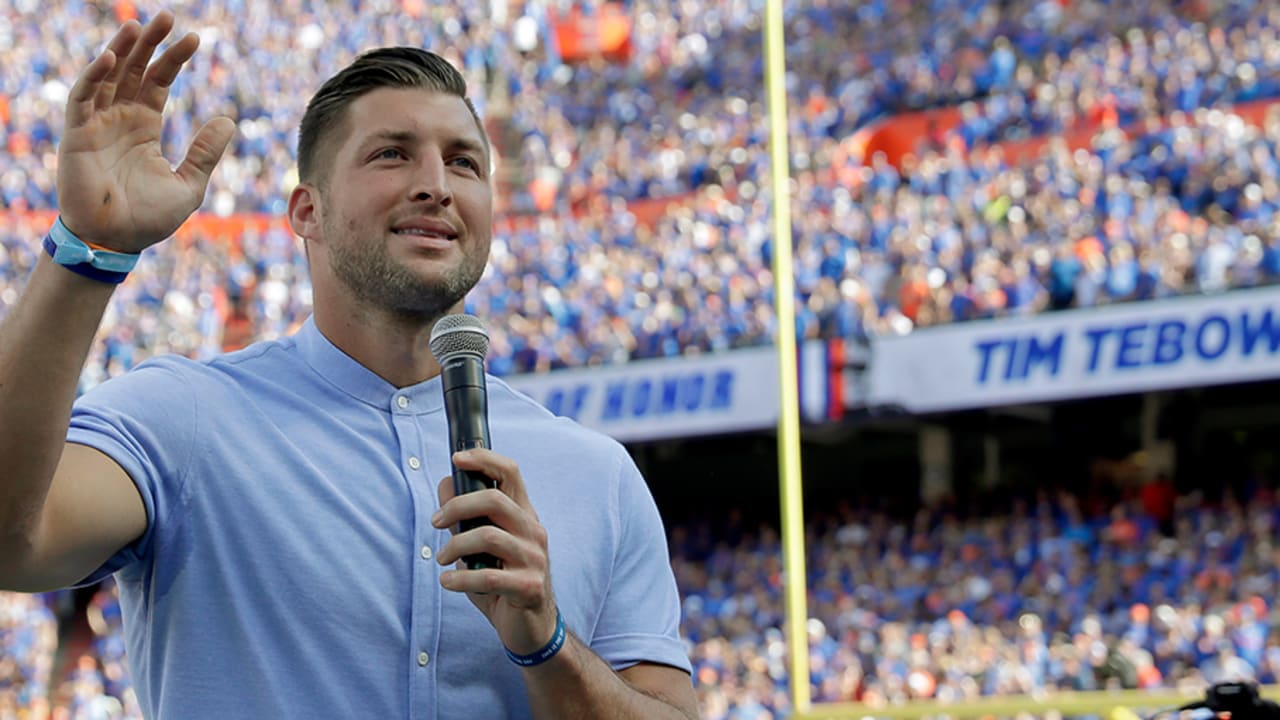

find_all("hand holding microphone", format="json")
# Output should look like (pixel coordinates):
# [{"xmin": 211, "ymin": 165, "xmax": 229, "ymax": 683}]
[
  {"xmin": 429, "ymin": 314, "xmax": 501, "ymax": 570},
  {"xmin": 430, "ymin": 316, "xmax": 560, "ymax": 658}
]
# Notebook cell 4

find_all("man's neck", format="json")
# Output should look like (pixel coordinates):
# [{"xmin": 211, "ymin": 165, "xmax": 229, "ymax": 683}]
[{"xmin": 313, "ymin": 303, "xmax": 446, "ymax": 389}]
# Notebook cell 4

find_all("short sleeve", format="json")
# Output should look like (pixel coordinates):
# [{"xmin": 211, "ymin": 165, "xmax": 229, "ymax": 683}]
[
  {"xmin": 66, "ymin": 359, "xmax": 198, "ymax": 586},
  {"xmin": 588, "ymin": 452, "xmax": 692, "ymax": 674}
]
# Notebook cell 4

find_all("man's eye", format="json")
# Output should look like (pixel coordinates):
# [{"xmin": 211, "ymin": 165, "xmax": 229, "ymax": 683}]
[
  {"xmin": 376, "ymin": 148, "xmax": 406, "ymax": 160},
  {"xmin": 451, "ymin": 157, "xmax": 480, "ymax": 171}
]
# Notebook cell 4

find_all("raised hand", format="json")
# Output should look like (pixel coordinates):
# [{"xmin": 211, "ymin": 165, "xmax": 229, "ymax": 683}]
[
  {"xmin": 57, "ymin": 11, "xmax": 235, "ymax": 252},
  {"xmin": 433, "ymin": 449, "xmax": 561, "ymax": 657}
]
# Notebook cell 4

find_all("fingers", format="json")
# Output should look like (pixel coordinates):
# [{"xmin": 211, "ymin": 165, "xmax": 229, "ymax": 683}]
[
  {"xmin": 89, "ymin": 21, "xmax": 142, "ymax": 113},
  {"xmin": 113, "ymin": 11, "xmax": 179, "ymax": 105},
  {"xmin": 432, "ymin": 449, "xmax": 548, "ymax": 572},
  {"xmin": 435, "ymin": 522, "xmax": 545, "ymax": 572},
  {"xmin": 434, "ymin": 516, "xmax": 549, "ymax": 608},
  {"xmin": 432, "ymin": 486, "xmax": 537, "ymax": 543},
  {"xmin": 433, "ymin": 449, "xmax": 537, "ymax": 533},
  {"xmin": 439, "ymin": 564, "xmax": 548, "ymax": 606},
  {"xmin": 452, "ymin": 449, "xmax": 535, "ymax": 509},
  {"xmin": 92, "ymin": 12, "xmax": 195, "ymax": 112},
  {"xmin": 137, "ymin": 31, "xmax": 200, "ymax": 112},
  {"xmin": 175, "ymin": 116, "xmax": 236, "ymax": 193},
  {"xmin": 66, "ymin": 50, "xmax": 118, "ymax": 128}
]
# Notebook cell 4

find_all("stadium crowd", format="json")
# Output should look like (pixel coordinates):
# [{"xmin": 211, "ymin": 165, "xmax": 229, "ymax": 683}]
[
  {"xmin": 1, "ymin": 1, "xmax": 1280, "ymax": 381},
  {"xmin": 508, "ymin": 1, "xmax": 1280, "ymax": 204},
  {"xmin": 0, "ymin": 593, "xmax": 57, "ymax": 719},
  {"xmin": 5, "ymin": 0, "xmax": 1280, "ymax": 717},
  {"xmin": 6, "ymin": 483, "xmax": 1280, "ymax": 719},
  {"xmin": 6, "ymin": 101, "xmax": 1280, "ymax": 387},
  {"xmin": 679, "ymin": 484, "xmax": 1280, "ymax": 717}
]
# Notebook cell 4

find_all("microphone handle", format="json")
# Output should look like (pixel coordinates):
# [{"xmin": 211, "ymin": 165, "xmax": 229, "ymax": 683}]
[
  {"xmin": 443, "ymin": 360, "xmax": 501, "ymax": 570},
  {"xmin": 453, "ymin": 452, "xmax": 501, "ymax": 570}
]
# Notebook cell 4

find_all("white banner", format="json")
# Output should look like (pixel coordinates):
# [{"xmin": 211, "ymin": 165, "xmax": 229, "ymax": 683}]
[
  {"xmin": 503, "ymin": 341, "xmax": 830, "ymax": 442},
  {"xmin": 866, "ymin": 286, "xmax": 1280, "ymax": 413}
]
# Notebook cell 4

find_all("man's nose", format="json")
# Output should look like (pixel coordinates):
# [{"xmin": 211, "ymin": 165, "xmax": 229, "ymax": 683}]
[{"xmin": 410, "ymin": 155, "xmax": 452, "ymax": 206}]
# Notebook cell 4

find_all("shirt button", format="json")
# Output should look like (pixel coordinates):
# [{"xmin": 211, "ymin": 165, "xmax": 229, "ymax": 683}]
[
  {"xmin": 420, "ymin": 546, "xmax": 432, "ymax": 560},
  {"xmin": 418, "ymin": 651, "xmax": 430, "ymax": 667},
  {"xmin": 408, "ymin": 456, "xmax": 421, "ymax": 470},
  {"xmin": 397, "ymin": 396, "xmax": 409, "ymax": 409}
]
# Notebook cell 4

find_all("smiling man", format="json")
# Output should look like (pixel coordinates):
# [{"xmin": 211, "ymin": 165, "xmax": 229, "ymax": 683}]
[
  {"xmin": 291, "ymin": 81, "xmax": 497, "ymax": 385},
  {"xmin": 0, "ymin": 11, "xmax": 697, "ymax": 720}
]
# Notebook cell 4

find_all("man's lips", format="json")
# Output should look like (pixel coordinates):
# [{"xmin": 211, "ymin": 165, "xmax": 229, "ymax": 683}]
[
  {"xmin": 392, "ymin": 224, "xmax": 459, "ymax": 253},
  {"xmin": 391, "ymin": 219, "xmax": 459, "ymax": 240}
]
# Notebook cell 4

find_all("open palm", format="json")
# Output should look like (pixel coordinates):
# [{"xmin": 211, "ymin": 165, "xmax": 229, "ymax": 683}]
[{"xmin": 57, "ymin": 12, "xmax": 234, "ymax": 253}]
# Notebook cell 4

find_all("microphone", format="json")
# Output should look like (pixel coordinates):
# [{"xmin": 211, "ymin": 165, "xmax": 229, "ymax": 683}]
[{"xmin": 429, "ymin": 314, "xmax": 501, "ymax": 570}]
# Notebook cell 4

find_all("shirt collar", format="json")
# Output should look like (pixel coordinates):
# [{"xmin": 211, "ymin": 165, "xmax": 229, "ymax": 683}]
[{"xmin": 293, "ymin": 316, "xmax": 443, "ymax": 414}]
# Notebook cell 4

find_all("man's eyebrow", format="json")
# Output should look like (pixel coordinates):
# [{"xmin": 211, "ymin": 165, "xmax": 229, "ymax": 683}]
[
  {"xmin": 449, "ymin": 137, "xmax": 489, "ymax": 158},
  {"xmin": 356, "ymin": 129, "xmax": 418, "ymax": 151},
  {"xmin": 356, "ymin": 130, "xmax": 488, "ymax": 157}
]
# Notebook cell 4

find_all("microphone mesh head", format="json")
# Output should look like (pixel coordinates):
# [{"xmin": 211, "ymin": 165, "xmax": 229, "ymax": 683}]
[{"xmin": 429, "ymin": 314, "xmax": 490, "ymax": 363}]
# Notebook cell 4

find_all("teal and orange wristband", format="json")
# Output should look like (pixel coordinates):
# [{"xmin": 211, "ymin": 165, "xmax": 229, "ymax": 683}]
[
  {"xmin": 42, "ymin": 216, "xmax": 139, "ymax": 284},
  {"xmin": 504, "ymin": 609, "xmax": 567, "ymax": 667}
]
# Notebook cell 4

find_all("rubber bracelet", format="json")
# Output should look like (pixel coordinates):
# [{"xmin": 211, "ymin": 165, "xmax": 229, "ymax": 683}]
[
  {"xmin": 504, "ymin": 609, "xmax": 567, "ymax": 667},
  {"xmin": 42, "ymin": 217, "xmax": 138, "ymax": 284},
  {"xmin": 42, "ymin": 235, "xmax": 131, "ymax": 284}
]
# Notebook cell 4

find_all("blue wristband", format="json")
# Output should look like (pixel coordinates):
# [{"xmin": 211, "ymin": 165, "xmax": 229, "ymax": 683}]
[
  {"xmin": 42, "ymin": 216, "xmax": 139, "ymax": 285},
  {"xmin": 504, "ymin": 609, "xmax": 567, "ymax": 667}
]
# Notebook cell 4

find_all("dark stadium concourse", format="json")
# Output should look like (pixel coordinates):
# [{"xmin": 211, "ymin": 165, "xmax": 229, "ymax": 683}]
[
  {"xmin": 625, "ymin": 425, "xmax": 924, "ymax": 530},
  {"xmin": 628, "ymin": 378, "xmax": 1280, "ymax": 530}
]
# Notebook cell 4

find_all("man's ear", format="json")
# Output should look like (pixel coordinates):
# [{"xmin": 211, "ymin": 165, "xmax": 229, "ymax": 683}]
[{"xmin": 287, "ymin": 183, "xmax": 321, "ymax": 243}]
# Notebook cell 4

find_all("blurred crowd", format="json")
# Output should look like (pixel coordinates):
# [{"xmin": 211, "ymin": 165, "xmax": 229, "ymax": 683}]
[
  {"xmin": 0, "ymin": 2, "xmax": 1278, "ymax": 383},
  {"xmin": 0, "ymin": 584, "xmax": 139, "ymax": 720},
  {"xmin": 8, "ymin": 482, "xmax": 1280, "ymax": 719},
  {"xmin": 0, "ymin": 593, "xmax": 56, "ymax": 719},
  {"xmin": 677, "ymin": 484, "xmax": 1280, "ymax": 718},
  {"xmin": 509, "ymin": 1, "xmax": 1280, "ymax": 205}
]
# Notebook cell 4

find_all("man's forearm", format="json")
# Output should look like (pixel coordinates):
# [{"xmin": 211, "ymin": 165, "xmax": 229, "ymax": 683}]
[
  {"xmin": 523, "ymin": 634, "xmax": 698, "ymax": 720},
  {"xmin": 0, "ymin": 256, "xmax": 113, "ymax": 550}
]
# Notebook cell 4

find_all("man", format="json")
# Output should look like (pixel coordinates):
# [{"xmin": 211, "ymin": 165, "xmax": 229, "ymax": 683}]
[{"xmin": 0, "ymin": 11, "xmax": 698, "ymax": 719}]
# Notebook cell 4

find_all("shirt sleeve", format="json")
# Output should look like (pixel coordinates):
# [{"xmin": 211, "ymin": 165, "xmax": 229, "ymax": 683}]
[
  {"xmin": 66, "ymin": 359, "xmax": 199, "ymax": 586},
  {"xmin": 589, "ymin": 451, "xmax": 693, "ymax": 674}
]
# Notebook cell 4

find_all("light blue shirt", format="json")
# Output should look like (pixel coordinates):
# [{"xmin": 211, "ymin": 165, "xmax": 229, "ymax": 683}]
[{"xmin": 69, "ymin": 317, "xmax": 690, "ymax": 719}]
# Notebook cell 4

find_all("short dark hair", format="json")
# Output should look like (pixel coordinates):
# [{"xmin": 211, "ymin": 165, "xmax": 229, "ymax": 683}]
[{"xmin": 297, "ymin": 47, "xmax": 487, "ymax": 186}]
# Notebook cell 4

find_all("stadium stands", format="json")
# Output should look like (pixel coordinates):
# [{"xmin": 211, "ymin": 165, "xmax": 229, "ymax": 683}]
[
  {"xmin": 16, "ymin": 486, "xmax": 1280, "ymax": 719},
  {"xmin": 0, "ymin": 592, "xmax": 57, "ymax": 718},
  {"xmin": 680, "ymin": 488, "xmax": 1280, "ymax": 716},
  {"xmin": 4, "ymin": 1, "xmax": 1280, "ymax": 381}
]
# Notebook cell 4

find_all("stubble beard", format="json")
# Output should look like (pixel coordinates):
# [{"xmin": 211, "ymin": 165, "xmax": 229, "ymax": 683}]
[{"xmin": 327, "ymin": 221, "xmax": 487, "ymax": 323}]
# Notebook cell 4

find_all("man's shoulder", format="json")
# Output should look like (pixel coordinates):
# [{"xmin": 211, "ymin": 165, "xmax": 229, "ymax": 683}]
[
  {"xmin": 202, "ymin": 335, "xmax": 301, "ymax": 369},
  {"xmin": 489, "ymin": 376, "xmax": 618, "ymax": 435},
  {"xmin": 83, "ymin": 336, "xmax": 304, "ymax": 400},
  {"xmin": 487, "ymin": 376, "xmax": 631, "ymax": 459},
  {"xmin": 487, "ymin": 375, "xmax": 555, "ymax": 418},
  {"xmin": 202, "ymin": 335, "xmax": 304, "ymax": 374}
]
